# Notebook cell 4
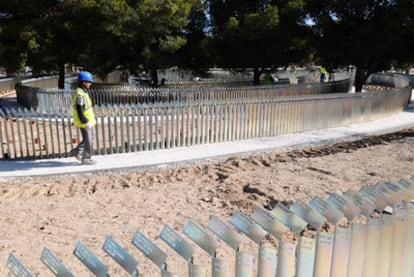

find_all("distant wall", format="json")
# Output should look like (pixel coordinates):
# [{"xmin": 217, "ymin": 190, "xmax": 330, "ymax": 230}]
[
  {"xmin": 21, "ymin": 76, "xmax": 59, "ymax": 89},
  {"xmin": 367, "ymin": 73, "xmax": 411, "ymax": 88},
  {"xmin": 0, "ymin": 78, "xmax": 18, "ymax": 90}
]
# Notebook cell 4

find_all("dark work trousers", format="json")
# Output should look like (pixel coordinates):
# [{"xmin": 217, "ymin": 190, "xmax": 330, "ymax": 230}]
[{"xmin": 73, "ymin": 127, "xmax": 95, "ymax": 160}]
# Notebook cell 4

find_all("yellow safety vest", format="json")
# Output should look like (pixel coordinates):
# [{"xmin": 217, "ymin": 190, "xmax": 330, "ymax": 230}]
[
  {"xmin": 320, "ymin": 67, "xmax": 329, "ymax": 82},
  {"xmin": 72, "ymin": 87, "xmax": 96, "ymax": 128}
]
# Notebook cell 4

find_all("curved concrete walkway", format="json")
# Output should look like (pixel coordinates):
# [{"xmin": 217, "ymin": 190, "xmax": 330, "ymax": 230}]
[{"xmin": 1, "ymin": 101, "xmax": 414, "ymax": 179}]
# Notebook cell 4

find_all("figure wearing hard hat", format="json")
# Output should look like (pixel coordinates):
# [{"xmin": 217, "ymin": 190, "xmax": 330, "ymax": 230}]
[{"xmin": 70, "ymin": 71, "xmax": 97, "ymax": 165}]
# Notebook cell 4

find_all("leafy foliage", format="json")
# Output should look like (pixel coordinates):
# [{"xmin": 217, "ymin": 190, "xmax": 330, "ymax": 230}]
[
  {"xmin": 0, "ymin": 0, "xmax": 413, "ymax": 90},
  {"xmin": 208, "ymin": 0, "xmax": 309, "ymax": 83},
  {"xmin": 306, "ymin": 0, "xmax": 414, "ymax": 91}
]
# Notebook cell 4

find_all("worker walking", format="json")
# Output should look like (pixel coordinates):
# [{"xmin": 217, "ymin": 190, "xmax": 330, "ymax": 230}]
[
  {"xmin": 320, "ymin": 66, "xmax": 329, "ymax": 83},
  {"xmin": 70, "ymin": 71, "xmax": 97, "ymax": 165},
  {"xmin": 263, "ymin": 70, "xmax": 274, "ymax": 85}
]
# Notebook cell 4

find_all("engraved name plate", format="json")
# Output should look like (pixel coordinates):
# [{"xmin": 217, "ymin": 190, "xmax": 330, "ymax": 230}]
[
  {"xmin": 41, "ymin": 247, "xmax": 74, "ymax": 277},
  {"xmin": 162, "ymin": 271, "xmax": 179, "ymax": 277},
  {"xmin": 160, "ymin": 224, "xmax": 195, "ymax": 261},
  {"xmin": 394, "ymin": 202, "xmax": 407, "ymax": 220},
  {"xmin": 373, "ymin": 182, "xmax": 402, "ymax": 207},
  {"xmin": 189, "ymin": 263, "xmax": 208, "ymax": 277},
  {"xmin": 235, "ymin": 251, "xmax": 254, "ymax": 277},
  {"xmin": 230, "ymin": 211, "xmax": 267, "ymax": 244},
  {"xmin": 399, "ymin": 178, "xmax": 414, "ymax": 191},
  {"xmin": 309, "ymin": 196, "xmax": 344, "ymax": 225},
  {"xmin": 372, "ymin": 182, "xmax": 400, "ymax": 206},
  {"xmin": 290, "ymin": 199, "xmax": 326, "ymax": 230},
  {"xmin": 313, "ymin": 232, "xmax": 334, "ymax": 277},
  {"xmin": 251, "ymin": 206, "xmax": 288, "ymax": 239},
  {"xmin": 208, "ymin": 215, "xmax": 243, "ymax": 251},
  {"xmin": 358, "ymin": 185, "xmax": 389, "ymax": 212},
  {"xmin": 295, "ymin": 236, "xmax": 316, "ymax": 277},
  {"xmin": 401, "ymin": 204, "xmax": 414, "ymax": 277},
  {"xmin": 7, "ymin": 253, "xmax": 33, "ymax": 277},
  {"xmin": 375, "ymin": 214, "xmax": 394, "ymax": 277},
  {"xmin": 73, "ymin": 241, "xmax": 109, "ymax": 277},
  {"xmin": 327, "ymin": 192, "xmax": 360, "ymax": 220},
  {"xmin": 276, "ymin": 240, "xmax": 296, "ymax": 277},
  {"xmin": 212, "ymin": 257, "xmax": 232, "ymax": 277},
  {"xmin": 344, "ymin": 189, "xmax": 376, "ymax": 217},
  {"xmin": 330, "ymin": 227, "xmax": 351, "ymax": 277},
  {"xmin": 347, "ymin": 223, "xmax": 367, "ymax": 277},
  {"xmin": 386, "ymin": 181, "xmax": 414, "ymax": 201},
  {"xmin": 103, "ymin": 236, "xmax": 139, "ymax": 276},
  {"xmin": 361, "ymin": 218, "xmax": 382, "ymax": 277},
  {"xmin": 258, "ymin": 246, "xmax": 277, "ymax": 277},
  {"xmin": 131, "ymin": 230, "xmax": 168, "ymax": 268},
  {"xmin": 384, "ymin": 181, "xmax": 403, "ymax": 194},
  {"xmin": 389, "ymin": 205, "xmax": 408, "ymax": 277},
  {"xmin": 271, "ymin": 203, "xmax": 308, "ymax": 234},
  {"xmin": 183, "ymin": 220, "xmax": 220, "ymax": 256}
]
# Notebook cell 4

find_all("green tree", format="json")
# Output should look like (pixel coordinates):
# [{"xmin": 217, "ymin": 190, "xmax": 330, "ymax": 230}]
[
  {"xmin": 306, "ymin": 0, "xmax": 414, "ymax": 91},
  {"xmin": 175, "ymin": 0, "xmax": 212, "ymax": 73},
  {"xmin": 121, "ymin": 0, "xmax": 195, "ymax": 85},
  {"xmin": 65, "ymin": 0, "xmax": 131, "ymax": 81},
  {"xmin": 0, "ymin": 0, "xmax": 128, "ymax": 87},
  {"xmin": 0, "ymin": 0, "xmax": 51, "ymax": 76},
  {"xmin": 28, "ymin": 1, "xmax": 78, "ymax": 88},
  {"xmin": 209, "ymin": 0, "xmax": 279, "ymax": 84},
  {"xmin": 0, "ymin": 0, "xmax": 195, "ymax": 87},
  {"xmin": 208, "ymin": 0, "xmax": 309, "ymax": 84}
]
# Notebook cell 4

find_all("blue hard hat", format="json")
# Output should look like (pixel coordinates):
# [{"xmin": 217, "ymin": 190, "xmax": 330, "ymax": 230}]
[{"xmin": 77, "ymin": 71, "xmax": 94, "ymax": 82}]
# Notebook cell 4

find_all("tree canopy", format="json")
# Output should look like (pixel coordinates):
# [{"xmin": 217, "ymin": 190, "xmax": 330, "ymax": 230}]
[
  {"xmin": 0, "ymin": 0, "xmax": 195, "ymax": 87},
  {"xmin": 208, "ymin": 0, "xmax": 310, "ymax": 83},
  {"xmin": 306, "ymin": 0, "xmax": 414, "ymax": 91},
  {"xmin": 0, "ymin": 0, "xmax": 413, "ymax": 90}
]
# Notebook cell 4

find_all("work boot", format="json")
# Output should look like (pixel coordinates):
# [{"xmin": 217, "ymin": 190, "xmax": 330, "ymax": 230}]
[
  {"xmin": 81, "ymin": 159, "xmax": 97, "ymax": 165},
  {"xmin": 70, "ymin": 149, "xmax": 82, "ymax": 161}
]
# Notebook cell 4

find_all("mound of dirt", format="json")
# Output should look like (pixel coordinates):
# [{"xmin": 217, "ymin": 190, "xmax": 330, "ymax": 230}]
[{"xmin": 0, "ymin": 129, "xmax": 413, "ymax": 276}]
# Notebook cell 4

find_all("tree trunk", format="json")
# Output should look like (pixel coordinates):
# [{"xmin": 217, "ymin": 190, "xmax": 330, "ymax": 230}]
[
  {"xmin": 150, "ymin": 68, "xmax": 158, "ymax": 87},
  {"xmin": 253, "ymin": 67, "xmax": 260, "ymax": 85},
  {"xmin": 354, "ymin": 66, "xmax": 369, "ymax": 92},
  {"xmin": 58, "ymin": 62, "xmax": 65, "ymax": 89}
]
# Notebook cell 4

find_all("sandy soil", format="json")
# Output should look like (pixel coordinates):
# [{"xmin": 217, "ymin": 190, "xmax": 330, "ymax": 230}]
[{"xmin": 0, "ymin": 129, "xmax": 413, "ymax": 276}]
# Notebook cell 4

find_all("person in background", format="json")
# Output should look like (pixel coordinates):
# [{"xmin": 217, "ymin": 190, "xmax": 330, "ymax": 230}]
[
  {"xmin": 307, "ymin": 65, "xmax": 320, "ymax": 83},
  {"xmin": 320, "ymin": 66, "xmax": 329, "ymax": 83},
  {"xmin": 121, "ymin": 69, "xmax": 130, "ymax": 86},
  {"xmin": 263, "ymin": 70, "xmax": 274, "ymax": 85},
  {"xmin": 70, "ymin": 71, "xmax": 97, "ymax": 165}
]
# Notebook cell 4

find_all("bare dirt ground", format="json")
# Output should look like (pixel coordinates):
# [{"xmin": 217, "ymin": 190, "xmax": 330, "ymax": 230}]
[
  {"xmin": 0, "ymin": 128, "xmax": 413, "ymax": 276},
  {"xmin": 0, "ymin": 89, "xmax": 15, "ymax": 97}
]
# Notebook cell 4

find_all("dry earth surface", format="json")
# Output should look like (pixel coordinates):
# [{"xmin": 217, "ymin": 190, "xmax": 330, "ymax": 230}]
[
  {"xmin": 0, "ymin": 90, "xmax": 15, "ymax": 97},
  {"xmin": 0, "ymin": 128, "xmax": 413, "ymax": 276}
]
